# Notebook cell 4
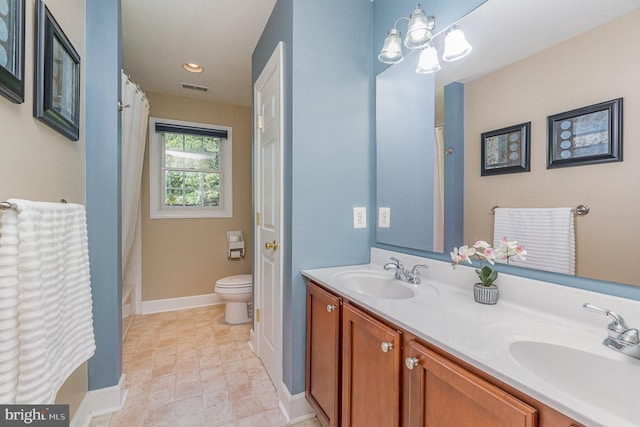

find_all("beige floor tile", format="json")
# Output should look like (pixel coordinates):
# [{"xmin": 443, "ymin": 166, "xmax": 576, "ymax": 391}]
[{"xmin": 88, "ymin": 305, "xmax": 317, "ymax": 427}]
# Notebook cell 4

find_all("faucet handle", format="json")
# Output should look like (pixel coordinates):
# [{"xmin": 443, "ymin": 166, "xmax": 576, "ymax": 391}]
[
  {"xmin": 411, "ymin": 264, "xmax": 428, "ymax": 275},
  {"xmin": 390, "ymin": 257, "xmax": 403, "ymax": 268},
  {"xmin": 583, "ymin": 303, "xmax": 629, "ymax": 333}
]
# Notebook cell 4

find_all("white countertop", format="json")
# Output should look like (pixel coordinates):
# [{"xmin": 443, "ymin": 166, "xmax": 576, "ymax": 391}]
[{"xmin": 302, "ymin": 248, "xmax": 640, "ymax": 427}]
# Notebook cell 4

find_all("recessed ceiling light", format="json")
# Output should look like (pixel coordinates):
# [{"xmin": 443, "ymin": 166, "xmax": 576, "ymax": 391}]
[{"xmin": 183, "ymin": 63, "xmax": 204, "ymax": 73}]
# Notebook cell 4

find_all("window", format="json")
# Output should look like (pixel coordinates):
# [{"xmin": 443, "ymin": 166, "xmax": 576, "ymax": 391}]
[{"xmin": 149, "ymin": 117, "xmax": 232, "ymax": 218}]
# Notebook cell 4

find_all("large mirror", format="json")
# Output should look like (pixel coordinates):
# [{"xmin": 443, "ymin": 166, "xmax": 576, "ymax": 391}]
[{"xmin": 377, "ymin": 0, "xmax": 640, "ymax": 287}]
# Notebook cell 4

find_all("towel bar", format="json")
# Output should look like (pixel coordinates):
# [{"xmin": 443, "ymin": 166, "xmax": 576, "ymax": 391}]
[
  {"xmin": 490, "ymin": 204, "xmax": 589, "ymax": 216},
  {"xmin": 1, "ymin": 199, "xmax": 69, "ymax": 210}
]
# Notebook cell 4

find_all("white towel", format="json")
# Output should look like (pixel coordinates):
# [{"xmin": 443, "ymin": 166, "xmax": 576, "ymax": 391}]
[
  {"xmin": 0, "ymin": 199, "xmax": 95, "ymax": 404},
  {"xmin": 493, "ymin": 207, "xmax": 575, "ymax": 275}
]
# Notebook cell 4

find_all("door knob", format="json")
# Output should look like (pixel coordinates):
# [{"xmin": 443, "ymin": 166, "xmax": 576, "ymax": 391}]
[
  {"xmin": 326, "ymin": 304, "xmax": 336, "ymax": 312},
  {"xmin": 265, "ymin": 240, "xmax": 278, "ymax": 251},
  {"xmin": 381, "ymin": 342, "xmax": 394, "ymax": 353},
  {"xmin": 405, "ymin": 357, "xmax": 419, "ymax": 369}
]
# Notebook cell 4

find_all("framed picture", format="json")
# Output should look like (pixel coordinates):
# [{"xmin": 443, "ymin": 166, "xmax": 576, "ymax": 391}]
[
  {"xmin": 0, "ymin": 0, "xmax": 25, "ymax": 103},
  {"xmin": 481, "ymin": 122, "xmax": 531, "ymax": 176},
  {"xmin": 34, "ymin": 0, "xmax": 80, "ymax": 141},
  {"xmin": 547, "ymin": 98, "xmax": 622, "ymax": 168}
]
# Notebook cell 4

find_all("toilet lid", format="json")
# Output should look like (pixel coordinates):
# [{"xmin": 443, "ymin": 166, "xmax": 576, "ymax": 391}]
[{"xmin": 216, "ymin": 274, "xmax": 252, "ymax": 287}]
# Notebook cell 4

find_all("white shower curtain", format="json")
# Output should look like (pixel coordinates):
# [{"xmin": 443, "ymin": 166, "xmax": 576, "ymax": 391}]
[
  {"xmin": 121, "ymin": 72, "xmax": 149, "ymax": 274},
  {"xmin": 433, "ymin": 126, "xmax": 445, "ymax": 252}
]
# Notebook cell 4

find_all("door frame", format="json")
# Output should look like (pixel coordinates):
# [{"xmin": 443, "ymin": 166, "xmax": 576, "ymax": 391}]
[{"xmin": 252, "ymin": 41, "xmax": 285, "ymax": 384}]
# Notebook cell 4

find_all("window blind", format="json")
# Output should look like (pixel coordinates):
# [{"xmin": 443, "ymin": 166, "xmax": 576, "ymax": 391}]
[{"xmin": 155, "ymin": 123, "xmax": 228, "ymax": 139}]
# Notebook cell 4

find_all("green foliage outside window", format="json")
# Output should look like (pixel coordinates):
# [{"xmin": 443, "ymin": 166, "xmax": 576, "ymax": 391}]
[{"xmin": 163, "ymin": 133, "xmax": 222, "ymax": 207}]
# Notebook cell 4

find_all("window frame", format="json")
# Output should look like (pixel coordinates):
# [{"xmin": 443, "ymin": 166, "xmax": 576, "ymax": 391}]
[{"xmin": 148, "ymin": 117, "xmax": 233, "ymax": 219}]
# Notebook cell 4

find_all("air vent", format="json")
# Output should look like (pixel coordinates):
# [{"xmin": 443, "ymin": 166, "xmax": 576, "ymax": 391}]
[{"xmin": 181, "ymin": 83, "xmax": 209, "ymax": 92}]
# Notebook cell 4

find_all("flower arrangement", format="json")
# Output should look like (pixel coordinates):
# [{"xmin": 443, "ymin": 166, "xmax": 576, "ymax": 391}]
[{"xmin": 450, "ymin": 238, "xmax": 527, "ymax": 287}]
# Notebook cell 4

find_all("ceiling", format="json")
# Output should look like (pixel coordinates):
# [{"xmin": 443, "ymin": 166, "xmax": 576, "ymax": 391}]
[
  {"xmin": 121, "ymin": 0, "xmax": 277, "ymax": 107},
  {"xmin": 122, "ymin": 0, "xmax": 639, "ymax": 109},
  {"xmin": 434, "ymin": 0, "xmax": 640, "ymax": 87}
]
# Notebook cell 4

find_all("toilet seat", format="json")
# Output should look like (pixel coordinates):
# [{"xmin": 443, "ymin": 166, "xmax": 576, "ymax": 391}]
[{"xmin": 215, "ymin": 274, "xmax": 252, "ymax": 287}]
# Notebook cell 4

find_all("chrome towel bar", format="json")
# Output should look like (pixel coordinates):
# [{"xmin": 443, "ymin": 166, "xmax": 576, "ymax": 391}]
[{"xmin": 490, "ymin": 204, "xmax": 589, "ymax": 216}]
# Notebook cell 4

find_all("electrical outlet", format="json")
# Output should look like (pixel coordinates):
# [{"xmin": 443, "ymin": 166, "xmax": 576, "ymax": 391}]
[
  {"xmin": 378, "ymin": 207, "xmax": 391, "ymax": 228},
  {"xmin": 353, "ymin": 207, "xmax": 367, "ymax": 229}
]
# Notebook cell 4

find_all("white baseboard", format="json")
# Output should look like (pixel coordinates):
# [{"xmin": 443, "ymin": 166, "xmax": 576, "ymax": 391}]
[
  {"xmin": 70, "ymin": 392, "xmax": 92, "ymax": 427},
  {"xmin": 89, "ymin": 374, "xmax": 128, "ymax": 417},
  {"xmin": 277, "ymin": 381, "xmax": 314, "ymax": 425},
  {"xmin": 141, "ymin": 293, "xmax": 224, "ymax": 314}
]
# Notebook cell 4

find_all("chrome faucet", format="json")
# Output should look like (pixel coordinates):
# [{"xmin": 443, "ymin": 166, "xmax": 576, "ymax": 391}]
[
  {"xmin": 583, "ymin": 303, "xmax": 640, "ymax": 360},
  {"xmin": 383, "ymin": 257, "xmax": 428, "ymax": 284}
]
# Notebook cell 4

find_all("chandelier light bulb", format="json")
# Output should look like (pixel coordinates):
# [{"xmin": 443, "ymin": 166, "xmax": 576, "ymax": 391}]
[
  {"xmin": 404, "ymin": 5, "xmax": 435, "ymax": 50},
  {"xmin": 378, "ymin": 28, "xmax": 404, "ymax": 64},
  {"xmin": 415, "ymin": 45, "xmax": 441, "ymax": 74},
  {"xmin": 442, "ymin": 26, "xmax": 472, "ymax": 62}
]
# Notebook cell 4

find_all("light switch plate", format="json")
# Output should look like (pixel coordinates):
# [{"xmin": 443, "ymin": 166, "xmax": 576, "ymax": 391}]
[
  {"xmin": 353, "ymin": 207, "xmax": 367, "ymax": 229},
  {"xmin": 378, "ymin": 207, "xmax": 391, "ymax": 228}
]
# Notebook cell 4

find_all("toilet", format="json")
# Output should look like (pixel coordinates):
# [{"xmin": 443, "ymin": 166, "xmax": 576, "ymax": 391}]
[{"xmin": 214, "ymin": 274, "xmax": 253, "ymax": 324}]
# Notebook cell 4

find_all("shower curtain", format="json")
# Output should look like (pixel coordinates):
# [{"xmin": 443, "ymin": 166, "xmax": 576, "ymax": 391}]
[
  {"xmin": 433, "ymin": 126, "xmax": 445, "ymax": 252},
  {"xmin": 121, "ymin": 72, "xmax": 149, "ymax": 274}
]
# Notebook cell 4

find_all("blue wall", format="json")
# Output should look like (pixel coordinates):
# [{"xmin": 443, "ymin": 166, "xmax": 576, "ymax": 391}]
[
  {"xmin": 253, "ymin": 0, "xmax": 373, "ymax": 395},
  {"xmin": 289, "ymin": 0, "xmax": 373, "ymax": 393},
  {"xmin": 85, "ymin": 0, "xmax": 123, "ymax": 390},
  {"xmin": 443, "ymin": 82, "xmax": 464, "ymax": 251},
  {"xmin": 376, "ymin": 56, "xmax": 435, "ymax": 250}
]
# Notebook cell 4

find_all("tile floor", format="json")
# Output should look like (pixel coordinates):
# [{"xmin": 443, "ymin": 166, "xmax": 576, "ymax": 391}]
[{"xmin": 89, "ymin": 305, "xmax": 322, "ymax": 427}]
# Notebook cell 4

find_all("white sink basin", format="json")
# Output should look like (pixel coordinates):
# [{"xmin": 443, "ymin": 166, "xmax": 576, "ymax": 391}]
[
  {"xmin": 333, "ymin": 271, "xmax": 422, "ymax": 300},
  {"xmin": 482, "ymin": 322, "xmax": 640, "ymax": 426},
  {"xmin": 509, "ymin": 340, "xmax": 640, "ymax": 413}
]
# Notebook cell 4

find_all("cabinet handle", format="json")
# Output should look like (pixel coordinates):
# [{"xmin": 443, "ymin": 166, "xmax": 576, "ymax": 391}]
[
  {"xmin": 405, "ymin": 357, "xmax": 419, "ymax": 369},
  {"xmin": 326, "ymin": 304, "xmax": 336, "ymax": 312},
  {"xmin": 381, "ymin": 342, "xmax": 394, "ymax": 353}
]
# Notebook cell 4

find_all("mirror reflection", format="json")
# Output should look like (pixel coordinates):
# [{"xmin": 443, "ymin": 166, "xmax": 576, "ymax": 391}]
[{"xmin": 378, "ymin": 0, "xmax": 640, "ymax": 286}]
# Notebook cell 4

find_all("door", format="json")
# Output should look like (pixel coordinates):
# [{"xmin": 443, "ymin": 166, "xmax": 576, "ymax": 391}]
[
  {"xmin": 404, "ymin": 339, "xmax": 537, "ymax": 427},
  {"xmin": 306, "ymin": 281, "xmax": 341, "ymax": 427},
  {"xmin": 254, "ymin": 42, "xmax": 284, "ymax": 389},
  {"xmin": 342, "ymin": 303, "xmax": 401, "ymax": 427}
]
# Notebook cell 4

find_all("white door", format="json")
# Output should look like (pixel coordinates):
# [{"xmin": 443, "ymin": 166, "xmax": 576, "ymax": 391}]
[{"xmin": 254, "ymin": 42, "xmax": 283, "ymax": 389}]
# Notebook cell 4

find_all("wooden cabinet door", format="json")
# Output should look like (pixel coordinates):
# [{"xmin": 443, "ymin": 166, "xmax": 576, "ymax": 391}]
[
  {"xmin": 404, "ymin": 340, "xmax": 537, "ymax": 427},
  {"xmin": 306, "ymin": 281, "xmax": 341, "ymax": 427},
  {"xmin": 342, "ymin": 303, "xmax": 401, "ymax": 427}
]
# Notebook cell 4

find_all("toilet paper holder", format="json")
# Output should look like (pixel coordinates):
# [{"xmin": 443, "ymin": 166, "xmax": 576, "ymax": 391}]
[{"xmin": 227, "ymin": 231, "xmax": 245, "ymax": 258}]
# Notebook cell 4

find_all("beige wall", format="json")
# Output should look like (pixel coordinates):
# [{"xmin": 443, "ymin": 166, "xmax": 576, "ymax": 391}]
[
  {"xmin": 141, "ymin": 92, "xmax": 253, "ymax": 301},
  {"xmin": 464, "ymin": 10, "xmax": 640, "ymax": 286},
  {"xmin": 0, "ymin": 0, "xmax": 88, "ymax": 416}
]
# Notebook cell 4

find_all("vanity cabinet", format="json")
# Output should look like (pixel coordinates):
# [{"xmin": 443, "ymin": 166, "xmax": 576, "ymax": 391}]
[
  {"xmin": 306, "ymin": 281, "xmax": 342, "ymax": 427},
  {"xmin": 403, "ymin": 339, "xmax": 536, "ymax": 426},
  {"xmin": 305, "ymin": 279, "xmax": 585, "ymax": 427},
  {"xmin": 342, "ymin": 303, "xmax": 401, "ymax": 427}
]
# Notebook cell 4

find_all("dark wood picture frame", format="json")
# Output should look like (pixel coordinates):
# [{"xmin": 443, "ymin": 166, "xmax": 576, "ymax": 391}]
[
  {"xmin": 481, "ymin": 122, "xmax": 531, "ymax": 176},
  {"xmin": 547, "ymin": 98, "xmax": 622, "ymax": 169},
  {"xmin": 34, "ymin": 0, "xmax": 80, "ymax": 141},
  {"xmin": 0, "ymin": 0, "xmax": 25, "ymax": 103}
]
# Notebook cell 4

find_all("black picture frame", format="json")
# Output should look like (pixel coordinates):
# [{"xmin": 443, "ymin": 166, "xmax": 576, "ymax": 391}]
[
  {"xmin": 547, "ymin": 98, "xmax": 622, "ymax": 169},
  {"xmin": 481, "ymin": 122, "xmax": 531, "ymax": 176},
  {"xmin": 34, "ymin": 0, "xmax": 80, "ymax": 141},
  {"xmin": 0, "ymin": 0, "xmax": 25, "ymax": 103}
]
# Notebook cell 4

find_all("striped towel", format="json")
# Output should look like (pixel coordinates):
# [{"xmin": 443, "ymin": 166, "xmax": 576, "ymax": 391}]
[
  {"xmin": 0, "ymin": 199, "xmax": 95, "ymax": 404},
  {"xmin": 493, "ymin": 207, "xmax": 575, "ymax": 275}
]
